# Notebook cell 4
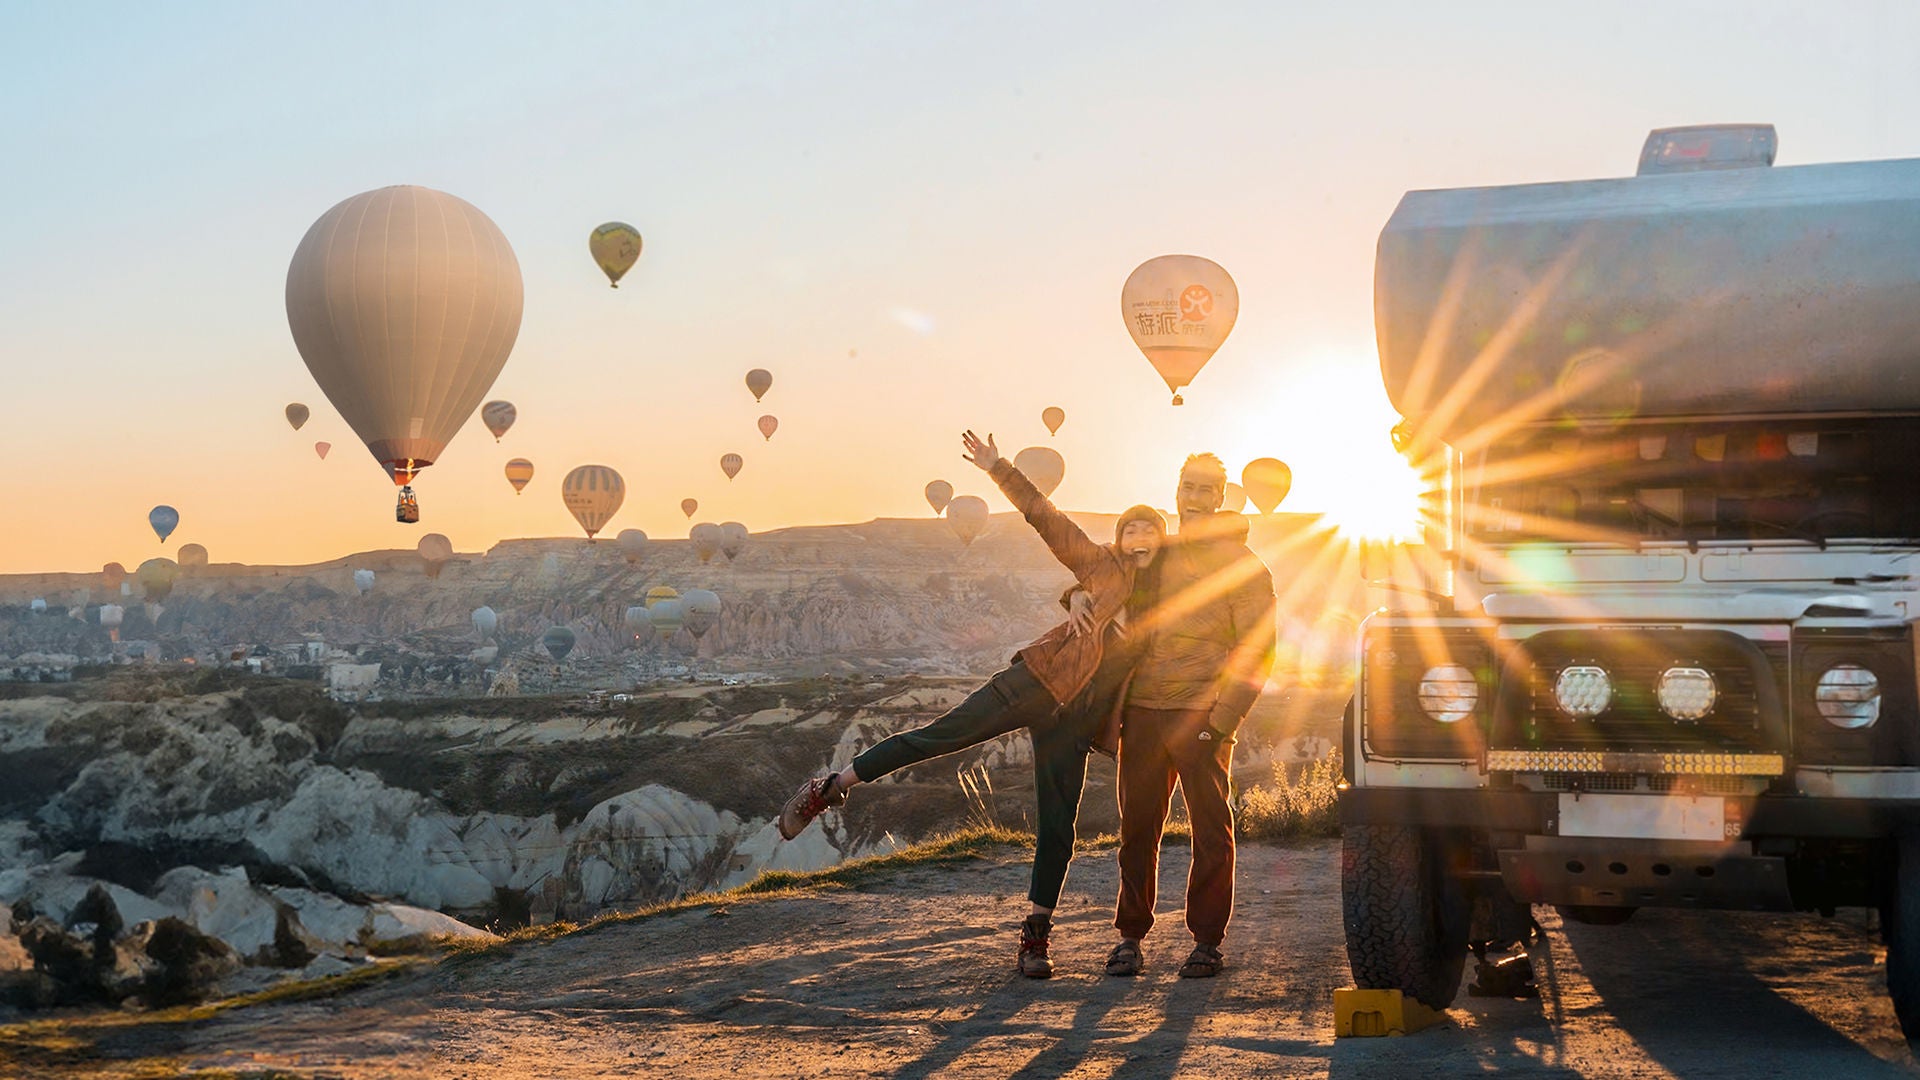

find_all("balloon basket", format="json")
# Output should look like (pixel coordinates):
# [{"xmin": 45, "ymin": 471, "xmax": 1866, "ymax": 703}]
[{"xmin": 1171, "ymin": 394, "xmax": 1184, "ymax": 406}]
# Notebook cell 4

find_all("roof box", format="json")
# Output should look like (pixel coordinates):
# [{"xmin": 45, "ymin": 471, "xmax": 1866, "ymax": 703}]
[{"xmin": 1376, "ymin": 152, "xmax": 1920, "ymax": 442}]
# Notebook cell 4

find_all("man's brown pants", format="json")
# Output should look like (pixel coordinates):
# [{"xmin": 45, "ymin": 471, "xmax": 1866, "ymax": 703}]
[{"xmin": 1114, "ymin": 706, "xmax": 1236, "ymax": 946}]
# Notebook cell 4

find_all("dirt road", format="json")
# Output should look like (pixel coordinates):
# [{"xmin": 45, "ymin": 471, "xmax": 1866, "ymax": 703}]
[{"xmin": 12, "ymin": 838, "xmax": 1919, "ymax": 1078}]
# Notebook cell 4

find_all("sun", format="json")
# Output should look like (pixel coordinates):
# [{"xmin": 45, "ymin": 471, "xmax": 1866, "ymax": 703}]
[{"xmin": 1318, "ymin": 441, "xmax": 1428, "ymax": 543}]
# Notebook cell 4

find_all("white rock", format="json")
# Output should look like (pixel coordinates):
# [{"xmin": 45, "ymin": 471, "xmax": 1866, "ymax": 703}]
[
  {"xmin": 365, "ymin": 903, "xmax": 495, "ymax": 944},
  {"xmin": 267, "ymin": 887, "xmax": 368, "ymax": 955},
  {"xmin": 154, "ymin": 866, "xmax": 283, "ymax": 963},
  {"xmin": 424, "ymin": 863, "xmax": 495, "ymax": 910}
]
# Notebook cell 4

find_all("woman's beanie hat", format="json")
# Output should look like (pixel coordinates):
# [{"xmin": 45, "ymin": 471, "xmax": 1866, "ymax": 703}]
[{"xmin": 1114, "ymin": 505, "xmax": 1167, "ymax": 545}]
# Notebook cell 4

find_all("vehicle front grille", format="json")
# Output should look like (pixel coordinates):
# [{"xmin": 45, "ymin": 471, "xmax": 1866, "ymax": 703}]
[{"xmin": 1496, "ymin": 629, "xmax": 1786, "ymax": 754}]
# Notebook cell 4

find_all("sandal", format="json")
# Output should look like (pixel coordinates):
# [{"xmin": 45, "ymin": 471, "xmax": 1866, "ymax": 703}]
[
  {"xmin": 1178, "ymin": 943, "xmax": 1223, "ymax": 979},
  {"xmin": 1105, "ymin": 939, "xmax": 1143, "ymax": 977}
]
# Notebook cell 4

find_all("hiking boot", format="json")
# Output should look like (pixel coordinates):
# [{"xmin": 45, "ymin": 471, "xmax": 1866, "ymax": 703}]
[
  {"xmin": 1018, "ymin": 915, "xmax": 1053, "ymax": 979},
  {"xmin": 778, "ymin": 776, "xmax": 845, "ymax": 840}
]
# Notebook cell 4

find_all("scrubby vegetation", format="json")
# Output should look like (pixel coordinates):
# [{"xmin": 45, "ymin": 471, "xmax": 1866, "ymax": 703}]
[{"xmin": 1236, "ymin": 750, "xmax": 1342, "ymax": 840}]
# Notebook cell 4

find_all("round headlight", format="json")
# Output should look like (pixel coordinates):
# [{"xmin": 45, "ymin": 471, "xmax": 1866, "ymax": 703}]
[
  {"xmin": 1417, "ymin": 664, "xmax": 1478, "ymax": 723},
  {"xmin": 1656, "ymin": 666, "xmax": 1717, "ymax": 721},
  {"xmin": 1816, "ymin": 663, "xmax": 1880, "ymax": 729},
  {"xmin": 1554, "ymin": 665, "xmax": 1612, "ymax": 719}
]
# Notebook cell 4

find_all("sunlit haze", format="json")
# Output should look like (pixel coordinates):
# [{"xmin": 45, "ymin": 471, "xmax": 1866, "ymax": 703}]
[{"xmin": 3, "ymin": 2, "xmax": 1917, "ymax": 572}]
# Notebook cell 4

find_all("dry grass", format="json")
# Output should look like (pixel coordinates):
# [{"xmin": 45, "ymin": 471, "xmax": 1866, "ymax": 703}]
[{"xmin": 1236, "ymin": 750, "xmax": 1342, "ymax": 840}]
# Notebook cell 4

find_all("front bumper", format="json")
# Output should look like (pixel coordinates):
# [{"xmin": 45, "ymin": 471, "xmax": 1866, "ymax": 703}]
[{"xmin": 1339, "ymin": 785, "xmax": 1920, "ymax": 838}]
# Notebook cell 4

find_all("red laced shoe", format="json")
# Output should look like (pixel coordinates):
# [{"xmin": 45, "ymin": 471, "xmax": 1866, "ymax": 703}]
[{"xmin": 778, "ymin": 776, "xmax": 845, "ymax": 840}]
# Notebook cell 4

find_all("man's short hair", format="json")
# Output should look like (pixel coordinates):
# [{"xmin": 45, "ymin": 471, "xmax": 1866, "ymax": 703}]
[{"xmin": 1181, "ymin": 452, "xmax": 1228, "ymax": 488}]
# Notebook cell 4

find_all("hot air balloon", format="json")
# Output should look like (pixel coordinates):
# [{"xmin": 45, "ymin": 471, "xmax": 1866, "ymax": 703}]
[
  {"xmin": 472, "ymin": 606, "xmax": 497, "ymax": 639},
  {"xmin": 315, "ymin": 441, "xmax": 331, "ymax": 460},
  {"xmin": 29, "ymin": 599, "xmax": 45, "ymax": 615},
  {"xmin": 504, "ymin": 458, "xmax": 534, "ymax": 494},
  {"xmin": 690, "ymin": 523, "xmax": 723, "ymax": 564},
  {"xmin": 720, "ymin": 454, "xmax": 743, "ymax": 481},
  {"xmin": 590, "ymin": 222, "xmax": 642, "ymax": 287},
  {"xmin": 100, "ymin": 603, "xmax": 124, "ymax": 642},
  {"xmin": 758, "ymin": 415, "xmax": 778, "ymax": 441},
  {"xmin": 1221, "ymin": 482, "xmax": 1248, "ymax": 514},
  {"xmin": 617, "ymin": 529, "xmax": 648, "ymax": 565},
  {"xmin": 680, "ymin": 498, "xmax": 698, "ymax": 519},
  {"xmin": 745, "ymin": 369, "xmax": 772, "ymax": 402},
  {"xmin": 1042, "ymin": 407, "xmax": 1065, "ymax": 436},
  {"xmin": 1121, "ymin": 255, "xmax": 1239, "ymax": 405},
  {"xmin": 481, "ymin": 401, "xmax": 517, "ymax": 441},
  {"xmin": 137, "ymin": 558, "xmax": 177, "ymax": 604},
  {"xmin": 418, "ymin": 533, "xmax": 454, "ymax": 578},
  {"xmin": 1013, "ymin": 447, "xmax": 1065, "ymax": 499},
  {"xmin": 946, "ymin": 496, "xmax": 989, "ymax": 547},
  {"xmin": 285, "ymin": 403, "xmax": 310, "ymax": 431},
  {"xmin": 624, "ymin": 604, "xmax": 653, "ymax": 642},
  {"xmin": 925, "ymin": 480, "xmax": 953, "ymax": 515},
  {"xmin": 353, "ymin": 569, "xmax": 375, "ymax": 595},
  {"xmin": 561, "ymin": 465, "xmax": 625, "ymax": 540},
  {"xmin": 149, "ymin": 506, "xmax": 179, "ymax": 543},
  {"xmin": 720, "ymin": 522, "xmax": 748, "ymax": 563},
  {"xmin": 683, "ymin": 589, "xmax": 721, "ymax": 640},
  {"xmin": 647, "ymin": 587, "xmax": 683, "ymax": 643},
  {"xmin": 1242, "ymin": 458, "xmax": 1293, "ymax": 514},
  {"xmin": 178, "ymin": 544, "xmax": 209, "ymax": 573},
  {"xmin": 102, "ymin": 563, "xmax": 126, "ymax": 592},
  {"xmin": 541, "ymin": 625, "xmax": 577, "ymax": 663},
  {"xmin": 286, "ymin": 186, "xmax": 524, "ymax": 524}
]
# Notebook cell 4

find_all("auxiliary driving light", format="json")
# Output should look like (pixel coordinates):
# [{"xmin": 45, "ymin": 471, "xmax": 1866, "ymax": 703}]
[
  {"xmin": 1656, "ymin": 666, "xmax": 1717, "ymax": 721},
  {"xmin": 1417, "ymin": 664, "xmax": 1478, "ymax": 723},
  {"xmin": 1816, "ymin": 663, "xmax": 1881, "ymax": 729},
  {"xmin": 1554, "ymin": 665, "xmax": 1612, "ymax": 719}
]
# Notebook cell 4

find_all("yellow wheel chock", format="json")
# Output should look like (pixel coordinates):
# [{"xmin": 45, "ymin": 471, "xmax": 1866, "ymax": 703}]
[{"xmin": 1333, "ymin": 988, "xmax": 1446, "ymax": 1037}]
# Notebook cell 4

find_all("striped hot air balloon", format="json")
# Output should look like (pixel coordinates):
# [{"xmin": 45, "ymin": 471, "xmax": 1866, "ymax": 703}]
[
  {"xmin": 561, "ymin": 465, "xmax": 625, "ymax": 539},
  {"xmin": 504, "ymin": 458, "xmax": 534, "ymax": 493},
  {"xmin": 720, "ymin": 453, "xmax": 743, "ymax": 481}
]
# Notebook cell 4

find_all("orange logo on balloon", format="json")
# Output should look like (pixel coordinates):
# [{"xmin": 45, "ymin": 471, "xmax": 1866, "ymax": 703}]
[{"xmin": 1180, "ymin": 284, "xmax": 1214, "ymax": 322}]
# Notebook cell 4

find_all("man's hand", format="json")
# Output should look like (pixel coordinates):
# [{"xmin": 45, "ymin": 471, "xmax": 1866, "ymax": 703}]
[
  {"xmin": 961, "ymin": 430, "xmax": 1001, "ymax": 473},
  {"xmin": 1066, "ymin": 589, "xmax": 1096, "ymax": 636}
]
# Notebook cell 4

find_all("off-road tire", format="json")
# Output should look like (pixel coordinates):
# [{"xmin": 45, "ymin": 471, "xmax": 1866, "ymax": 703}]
[
  {"xmin": 1882, "ymin": 831, "xmax": 1920, "ymax": 1043},
  {"xmin": 1342, "ymin": 824, "xmax": 1470, "ymax": 1008}
]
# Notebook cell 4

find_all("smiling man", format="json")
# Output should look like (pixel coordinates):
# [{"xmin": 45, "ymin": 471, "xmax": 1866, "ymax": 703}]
[{"xmin": 1099, "ymin": 452, "xmax": 1276, "ymax": 979}]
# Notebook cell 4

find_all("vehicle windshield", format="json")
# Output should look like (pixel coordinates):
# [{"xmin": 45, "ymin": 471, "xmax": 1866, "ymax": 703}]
[{"xmin": 1465, "ymin": 418, "xmax": 1920, "ymax": 545}]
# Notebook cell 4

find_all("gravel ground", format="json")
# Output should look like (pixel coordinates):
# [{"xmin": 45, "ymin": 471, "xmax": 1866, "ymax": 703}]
[{"xmin": 8, "ymin": 838, "xmax": 1919, "ymax": 1079}]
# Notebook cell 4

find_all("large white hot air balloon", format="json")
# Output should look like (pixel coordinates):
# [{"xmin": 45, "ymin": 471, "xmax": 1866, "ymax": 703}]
[
  {"xmin": 925, "ymin": 480, "xmax": 953, "ymax": 515},
  {"xmin": 946, "ymin": 495, "xmax": 989, "ymax": 547},
  {"xmin": 683, "ymin": 589, "xmax": 722, "ymax": 641},
  {"xmin": 353, "ymin": 569, "xmax": 375, "ymax": 595},
  {"xmin": 647, "ymin": 587, "xmax": 684, "ymax": 643},
  {"xmin": 472, "ymin": 606, "xmax": 497, "ymax": 639},
  {"xmin": 286, "ymin": 186, "xmax": 524, "ymax": 523},
  {"xmin": 561, "ymin": 465, "xmax": 625, "ymax": 540},
  {"xmin": 690, "ymin": 523, "xmax": 723, "ymax": 564},
  {"xmin": 1013, "ymin": 447, "xmax": 1065, "ymax": 499},
  {"xmin": 617, "ymin": 529, "xmax": 648, "ymax": 565},
  {"xmin": 1121, "ymin": 254, "xmax": 1238, "ymax": 405}
]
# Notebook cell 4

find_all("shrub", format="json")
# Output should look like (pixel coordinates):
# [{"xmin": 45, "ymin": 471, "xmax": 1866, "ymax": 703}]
[{"xmin": 1237, "ymin": 750, "xmax": 1342, "ymax": 840}]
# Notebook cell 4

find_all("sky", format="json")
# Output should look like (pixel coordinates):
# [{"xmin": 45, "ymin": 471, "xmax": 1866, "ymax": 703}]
[{"xmin": 2, "ymin": 1, "xmax": 1917, "ymax": 574}]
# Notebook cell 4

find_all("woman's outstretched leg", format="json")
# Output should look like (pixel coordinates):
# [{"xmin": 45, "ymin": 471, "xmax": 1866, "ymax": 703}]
[{"xmin": 778, "ymin": 662, "xmax": 1057, "ymax": 839}]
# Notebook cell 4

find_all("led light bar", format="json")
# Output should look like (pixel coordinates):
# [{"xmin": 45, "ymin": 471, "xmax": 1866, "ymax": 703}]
[{"xmin": 1485, "ymin": 749, "xmax": 1785, "ymax": 777}]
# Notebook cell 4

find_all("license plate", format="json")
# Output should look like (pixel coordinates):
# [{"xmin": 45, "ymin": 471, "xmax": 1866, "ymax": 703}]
[{"xmin": 1557, "ymin": 793, "xmax": 1726, "ymax": 842}]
